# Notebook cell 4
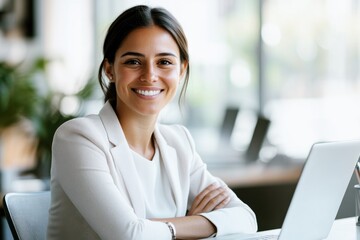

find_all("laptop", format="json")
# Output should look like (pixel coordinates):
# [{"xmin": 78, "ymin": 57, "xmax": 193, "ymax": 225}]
[
  {"xmin": 219, "ymin": 140, "xmax": 360, "ymax": 240},
  {"xmin": 205, "ymin": 114, "xmax": 271, "ymax": 166},
  {"xmin": 242, "ymin": 116, "xmax": 271, "ymax": 162},
  {"xmin": 219, "ymin": 107, "xmax": 240, "ymax": 147}
]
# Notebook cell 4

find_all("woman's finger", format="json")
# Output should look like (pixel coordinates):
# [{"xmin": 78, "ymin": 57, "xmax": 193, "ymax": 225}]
[
  {"xmin": 188, "ymin": 184, "xmax": 217, "ymax": 214},
  {"xmin": 188, "ymin": 185, "xmax": 230, "ymax": 215},
  {"xmin": 189, "ymin": 186, "xmax": 228, "ymax": 214},
  {"xmin": 214, "ymin": 196, "xmax": 231, "ymax": 210},
  {"xmin": 199, "ymin": 189, "xmax": 230, "ymax": 213}
]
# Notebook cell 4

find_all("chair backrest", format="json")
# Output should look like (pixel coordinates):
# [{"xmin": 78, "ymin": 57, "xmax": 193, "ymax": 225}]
[{"xmin": 3, "ymin": 191, "xmax": 50, "ymax": 240}]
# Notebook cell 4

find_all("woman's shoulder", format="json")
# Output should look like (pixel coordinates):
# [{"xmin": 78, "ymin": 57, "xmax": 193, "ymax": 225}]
[
  {"xmin": 157, "ymin": 124, "xmax": 194, "ymax": 147},
  {"xmin": 157, "ymin": 124, "xmax": 188, "ymax": 138},
  {"xmin": 55, "ymin": 114, "xmax": 104, "ymax": 139},
  {"xmin": 57, "ymin": 101, "xmax": 115, "ymax": 134},
  {"xmin": 60, "ymin": 114, "xmax": 101, "ymax": 129}
]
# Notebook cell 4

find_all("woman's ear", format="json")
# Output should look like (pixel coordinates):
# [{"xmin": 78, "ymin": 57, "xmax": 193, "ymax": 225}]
[{"xmin": 104, "ymin": 59, "xmax": 114, "ymax": 82}]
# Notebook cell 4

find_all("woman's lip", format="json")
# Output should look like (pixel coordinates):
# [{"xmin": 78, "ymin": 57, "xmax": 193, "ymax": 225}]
[{"xmin": 132, "ymin": 88, "xmax": 163, "ymax": 97}]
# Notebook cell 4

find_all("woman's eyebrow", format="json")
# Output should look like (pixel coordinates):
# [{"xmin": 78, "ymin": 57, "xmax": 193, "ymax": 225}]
[
  {"xmin": 120, "ymin": 51, "xmax": 178, "ymax": 58},
  {"xmin": 156, "ymin": 52, "xmax": 178, "ymax": 57},
  {"xmin": 120, "ymin": 52, "xmax": 144, "ymax": 58}
]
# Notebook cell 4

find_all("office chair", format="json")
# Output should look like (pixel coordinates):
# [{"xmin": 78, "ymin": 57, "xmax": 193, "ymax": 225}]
[{"xmin": 3, "ymin": 191, "xmax": 51, "ymax": 240}]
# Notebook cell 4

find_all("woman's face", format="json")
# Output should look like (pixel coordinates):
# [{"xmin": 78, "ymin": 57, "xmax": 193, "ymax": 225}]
[{"xmin": 105, "ymin": 25, "xmax": 187, "ymax": 118}]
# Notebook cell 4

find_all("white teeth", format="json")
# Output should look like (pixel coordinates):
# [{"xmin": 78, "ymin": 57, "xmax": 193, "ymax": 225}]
[{"xmin": 135, "ymin": 89, "xmax": 161, "ymax": 96}]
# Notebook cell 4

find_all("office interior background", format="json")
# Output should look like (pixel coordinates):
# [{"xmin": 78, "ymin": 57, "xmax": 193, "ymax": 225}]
[{"xmin": 0, "ymin": 0, "xmax": 360, "ymax": 238}]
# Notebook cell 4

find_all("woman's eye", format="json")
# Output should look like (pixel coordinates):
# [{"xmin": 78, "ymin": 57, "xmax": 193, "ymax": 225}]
[
  {"xmin": 124, "ymin": 59, "xmax": 140, "ymax": 65},
  {"xmin": 159, "ymin": 59, "xmax": 172, "ymax": 65}
]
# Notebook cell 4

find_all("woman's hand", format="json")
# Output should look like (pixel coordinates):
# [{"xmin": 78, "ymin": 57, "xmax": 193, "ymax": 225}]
[{"xmin": 187, "ymin": 183, "xmax": 231, "ymax": 216}]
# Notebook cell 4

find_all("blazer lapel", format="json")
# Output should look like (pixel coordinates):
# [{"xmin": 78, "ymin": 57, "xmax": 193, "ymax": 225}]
[
  {"xmin": 110, "ymin": 146, "xmax": 146, "ymax": 217},
  {"xmin": 99, "ymin": 102, "xmax": 146, "ymax": 217},
  {"xmin": 154, "ymin": 126, "xmax": 184, "ymax": 216}
]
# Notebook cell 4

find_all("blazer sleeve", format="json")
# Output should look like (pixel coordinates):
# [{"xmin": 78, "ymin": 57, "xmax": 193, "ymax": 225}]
[
  {"xmin": 180, "ymin": 126, "xmax": 258, "ymax": 236},
  {"xmin": 51, "ymin": 118, "xmax": 174, "ymax": 240}
]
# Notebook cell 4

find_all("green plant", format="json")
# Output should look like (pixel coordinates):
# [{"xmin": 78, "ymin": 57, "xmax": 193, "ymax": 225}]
[
  {"xmin": 1, "ymin": 58, "xmax": 97, "ymax": 178},
  {"xmin": 30, "ymin": 78, "xmax": 97, "ymax": 177},
  {"xmin": 0, "ymin": 62, "xmax": 38, "ymax": 128}
]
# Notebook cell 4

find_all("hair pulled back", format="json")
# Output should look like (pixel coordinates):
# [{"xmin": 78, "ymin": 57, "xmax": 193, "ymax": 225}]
[{"xmin": 97, "ymin": 5, "xmax": 190, "ymax": 105}]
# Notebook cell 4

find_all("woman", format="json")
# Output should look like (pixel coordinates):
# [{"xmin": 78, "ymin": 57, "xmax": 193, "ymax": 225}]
[{"xmin": 47, "ymin": 5, "xmax": 257, "ymax": 240}]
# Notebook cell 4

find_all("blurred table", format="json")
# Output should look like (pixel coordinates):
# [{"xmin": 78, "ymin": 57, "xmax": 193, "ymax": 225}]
[{"xmin": 208, "ymin": 161, "xmax": 303, "ymax": 188}]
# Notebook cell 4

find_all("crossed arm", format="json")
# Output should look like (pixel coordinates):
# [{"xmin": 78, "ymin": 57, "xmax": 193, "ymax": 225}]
[
  {"xmin": 153, "ymin": 183, "xmax": 231, "ymax": 239},
  {"xmin": 51, "ymin": 121, "xmax": 257, "ymax": 239}
]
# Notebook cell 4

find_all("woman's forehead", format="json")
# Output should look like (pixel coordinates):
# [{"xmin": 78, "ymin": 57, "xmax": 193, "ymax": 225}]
[{"xmin": 116, "ymin": 26, "xmax": 180, "ymax": 57}]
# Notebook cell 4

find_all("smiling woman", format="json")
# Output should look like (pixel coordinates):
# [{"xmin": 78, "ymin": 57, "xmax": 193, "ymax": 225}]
[
  {"xmin": 104, "ymin": 25, "xmax": 185, "ymax": 118},
  {"xmin": 47, "ymin": 5, "xmax": 257, "ymax": 240}
]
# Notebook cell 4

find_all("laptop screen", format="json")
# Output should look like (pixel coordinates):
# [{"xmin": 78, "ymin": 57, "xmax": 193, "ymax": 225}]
[{"xmin": 245, "ymin": 116, "xmax": 271, "ymax": 161}]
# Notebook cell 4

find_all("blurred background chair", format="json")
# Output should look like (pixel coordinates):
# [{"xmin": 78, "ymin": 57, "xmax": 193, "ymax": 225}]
[{"xmin": 2, "ymin": 191, "xmax": 50, "ymax": 240}]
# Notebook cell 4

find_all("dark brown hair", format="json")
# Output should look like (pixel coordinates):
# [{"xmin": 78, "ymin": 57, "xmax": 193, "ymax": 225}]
[{"xmin": 97, "ymin": 5, "xmax": 190, "ymax": 106}]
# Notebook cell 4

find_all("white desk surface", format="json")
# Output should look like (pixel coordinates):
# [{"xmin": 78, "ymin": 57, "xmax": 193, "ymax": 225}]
[
  {"xmin": 206, "ymin": 217, "xmax": 358, "ymax": 239},
  {"xmin": 326, "ymin": 217, "xmax": 358, "ymax": 240}
]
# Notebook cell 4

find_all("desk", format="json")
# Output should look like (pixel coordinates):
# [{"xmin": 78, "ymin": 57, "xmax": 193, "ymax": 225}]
[
  {"xmin": 208, "ymin": 162, "xmax": 303, "ymax": 188},
  {"xmin": 208, "ymin": 217, "xmax": 359, "ymax": 239},
  {"xmin": 326, "ymin": 217, "xmax": 359, "ymax": 240}
]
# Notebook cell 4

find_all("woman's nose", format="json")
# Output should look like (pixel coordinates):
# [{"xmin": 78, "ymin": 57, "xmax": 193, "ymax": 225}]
[{"xmin": 140, "ymin": 63, "xmax": 158, "ymax": 82}]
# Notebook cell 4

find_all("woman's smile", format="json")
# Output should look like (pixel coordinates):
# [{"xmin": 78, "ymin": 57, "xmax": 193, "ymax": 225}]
[{"xmin": 132, "ymin": 88, "xmax": 164, "ymax": 98}]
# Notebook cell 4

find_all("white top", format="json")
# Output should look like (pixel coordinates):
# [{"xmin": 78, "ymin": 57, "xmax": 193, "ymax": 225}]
[
  {"xmin": 47, "ymin": 102, "xmax": 257, "ymax": 240},
  {"xmin": 132, "ymin": 142, "xmax": 177, "ymax": 218}
]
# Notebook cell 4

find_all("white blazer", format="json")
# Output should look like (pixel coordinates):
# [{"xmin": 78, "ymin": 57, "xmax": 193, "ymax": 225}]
[{"xmin": 47, "ymin": 102, "xmax": 257, "ymax": 240}]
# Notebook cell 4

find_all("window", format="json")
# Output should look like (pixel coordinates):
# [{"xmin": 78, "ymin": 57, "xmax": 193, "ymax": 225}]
[
  {"xmin": 43, "ymin": 0, "xmax": 360, "ymax": 160},
  {"xmin": 263, "ymin": 0, "xmax": 360, "ymax": 157}
]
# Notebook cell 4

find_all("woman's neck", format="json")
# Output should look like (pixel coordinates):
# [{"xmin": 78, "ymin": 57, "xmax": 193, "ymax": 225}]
[{"xmin": 116, "ymin": 106, "xmax": 158, "ymax": 160}]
